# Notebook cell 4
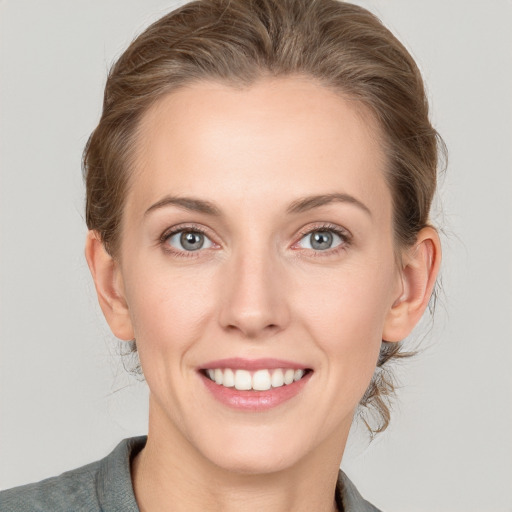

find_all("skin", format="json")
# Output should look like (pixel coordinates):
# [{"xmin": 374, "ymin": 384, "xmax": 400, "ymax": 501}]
[{"xmin": 86, "ymin": 77, "xmax": 441, "ymax": 512}]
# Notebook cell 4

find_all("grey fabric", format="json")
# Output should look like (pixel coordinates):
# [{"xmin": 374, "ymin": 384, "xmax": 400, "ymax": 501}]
[
  {"xmin": 337, "ymin": 472, "xmax": 383, "ymax": 512},
  {"xmin": 1, "ymin": 436, "xmax": 382, "ymax": 511},
  {"xmin": 1, "ymin": 437, "xmax": 143, "ymax": 512}
]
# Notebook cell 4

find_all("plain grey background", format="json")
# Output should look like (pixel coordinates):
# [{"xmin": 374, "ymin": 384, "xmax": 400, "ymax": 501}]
[{"xmin": 1, "ymin": 1, "xmax": 511, "ymax": 511}]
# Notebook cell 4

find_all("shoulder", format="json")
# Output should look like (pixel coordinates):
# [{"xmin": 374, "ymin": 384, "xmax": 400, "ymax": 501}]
[
  {"xmin": 0, "ymin": 436, "xmax": 146, "ymax": 512},
  {"xmin": 336, "ymin": 471, "xmax": 383, "ymax": 512},
  {"xmin": 1, "ymin": 459, "xmax": 102, "ymax": 512}
]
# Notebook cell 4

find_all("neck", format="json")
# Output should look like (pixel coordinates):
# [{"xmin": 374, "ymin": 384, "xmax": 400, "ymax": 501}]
[{"xmin": 131, "ymin": 400, "xmax": 349, "ymax": 512}]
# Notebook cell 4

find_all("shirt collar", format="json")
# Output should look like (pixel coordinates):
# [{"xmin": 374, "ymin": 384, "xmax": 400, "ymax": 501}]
[{"xmin": 98, "ymin": 436, "xmax": 381, "ymax": 512}]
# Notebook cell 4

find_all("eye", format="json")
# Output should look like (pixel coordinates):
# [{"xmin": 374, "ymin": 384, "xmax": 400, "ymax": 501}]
[
  {"xmin": 297, "ymin": 229, "xmax": 345, "ymax": 251},
  {"xmin": 166, "ymin": 230, "xmax": 214, "ymax": 252}
]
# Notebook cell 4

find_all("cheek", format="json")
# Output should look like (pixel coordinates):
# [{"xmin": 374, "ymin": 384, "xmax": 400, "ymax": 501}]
[
  {"xmin": 294, "ymin": 259, "xmax": 396, "ymax": 381},
  {"xmin": 123, "ymin": 259, "xmax": 218, "ymax": 366},
  {"xmin": 299, "ymin": 262, "xmax": 394, "ymax": 337}
]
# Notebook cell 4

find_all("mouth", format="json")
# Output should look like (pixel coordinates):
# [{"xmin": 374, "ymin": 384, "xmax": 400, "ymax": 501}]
[
  {"xmin": 198, "ymin": 358, "xmax": 313, "ymax": 410},
  {"xmin": 201, "ymin": 367, "xmax": 312, "ymax": 391}
]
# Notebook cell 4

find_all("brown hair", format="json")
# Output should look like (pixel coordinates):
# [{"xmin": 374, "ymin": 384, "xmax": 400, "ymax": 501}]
[{"xmin": 84, "ymin": 0, "xmax": 445, "ymax": 434}]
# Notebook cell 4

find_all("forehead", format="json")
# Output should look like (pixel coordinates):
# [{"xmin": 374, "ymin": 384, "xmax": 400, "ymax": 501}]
[{"xmin": 128, "ymin": 77, "xmax": 390, "ymax": 221}]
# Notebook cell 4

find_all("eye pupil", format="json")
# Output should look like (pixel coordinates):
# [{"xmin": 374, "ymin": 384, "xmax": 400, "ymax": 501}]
[
  {"xmin": 180, "ymin": 232, "xmax": 204, "ymax": 251},
  {"xmin": 310, "ymin": 231, "xmax": 333, "ymax": 250}
]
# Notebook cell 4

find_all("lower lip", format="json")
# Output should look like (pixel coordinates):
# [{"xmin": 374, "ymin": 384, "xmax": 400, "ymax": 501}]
[{"xmin": 201, "ymin": 372, "xmax": 312, "ymax": 411}]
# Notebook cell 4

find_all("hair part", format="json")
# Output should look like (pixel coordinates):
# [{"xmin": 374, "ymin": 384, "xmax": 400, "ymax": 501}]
[{"xmin": 83, "ymin": 0, "xmax": 445, "ymax": 433}]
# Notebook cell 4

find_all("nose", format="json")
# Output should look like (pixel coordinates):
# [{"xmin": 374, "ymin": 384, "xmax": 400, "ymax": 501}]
[{"xmin": 218, "ymin": 247, "xmax": 290, "ymax": 339}]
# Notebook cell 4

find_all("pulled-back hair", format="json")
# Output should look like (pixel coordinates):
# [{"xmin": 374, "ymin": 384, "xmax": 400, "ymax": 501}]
[{"xmin": 84, "ymin": 0, "xmax": 444, "ymax": 434}]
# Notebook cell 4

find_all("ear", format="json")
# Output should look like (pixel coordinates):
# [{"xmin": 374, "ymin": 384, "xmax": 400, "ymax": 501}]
[
  {"xmin": 84, "ymin": 230, "xmax": 134, "ymax": 341},
  {"xmin": 383, "ymin": 227, "xmax": 441, "ymax": 342}
]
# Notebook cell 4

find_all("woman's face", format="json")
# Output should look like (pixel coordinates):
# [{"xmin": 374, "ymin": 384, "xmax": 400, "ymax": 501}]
[{"xmin": 116, "ymin": 78, "xmax": 403, "ymax": 473}]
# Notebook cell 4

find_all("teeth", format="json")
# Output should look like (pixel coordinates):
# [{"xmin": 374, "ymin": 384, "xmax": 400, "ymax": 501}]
[
  {"xmin": 223, "ymin": 368, "xmax": 235, "ymax": 387},
  {"xmin": 271, "ymin": 368, "xmax": 284, "ymax": 388},
  {"xmin": 234, "ymin": 370, "xmax": 252, "ymax": 391},
  {"xmin": 205, "ymin": 367, "xmax": 307, "ymax": 390},
  {"xmin": 284, "ymin": 369, "xmax": 295, "ymax": 385},
  {"xmin": 252, "ymin": 370, "xmax": 271, "ymax": 391}
]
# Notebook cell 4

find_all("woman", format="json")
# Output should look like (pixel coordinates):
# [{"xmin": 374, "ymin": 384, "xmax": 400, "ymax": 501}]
[{"xmin": 1, "ymin": 0, "xmax": 442, "ymax": 510}]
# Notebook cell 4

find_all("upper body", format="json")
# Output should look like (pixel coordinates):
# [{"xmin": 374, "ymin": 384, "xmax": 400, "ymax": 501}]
[
  {"xmin": 0, "ymin": 437, "xmax": 381, "ymax": 512},
  {"xmin": 2, "ymin": 0, "xmax": 442, "ymax": 510}
]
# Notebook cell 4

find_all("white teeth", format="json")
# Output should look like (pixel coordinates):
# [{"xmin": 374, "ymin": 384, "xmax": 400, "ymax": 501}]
[
  {"xmin": 205, "ymin": 367, "xmax": 307, "ymax": 390},
  {"xmin": 252, "ymin": 370, "xmax": 272, "ymax": 391},
  {"xmin": 214, "ymin": 368, "xmax": 224, "ymax": 385},
  {"xmin": 234, "ymin": 370, "xmax": 252, "ymax": 390},
  {"xmin": 271, "ymin": 368, "xmax": 284, "ymax": 388},
  {"xmin": 223, "ymin": 368, "xmax": 235, "ymax": 387},
  {"xmin": 284, "ymin": 369, "xmax": 295, "ymax": 385}
]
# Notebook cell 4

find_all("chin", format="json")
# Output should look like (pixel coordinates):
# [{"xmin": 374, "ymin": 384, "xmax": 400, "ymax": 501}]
[
  {"xmin": 188, "ymin": 420, "xmax": 325, "ymax": 476},
  {"xmin": 205, "ymin": 443, "xmax": 299, "ymax": 476}
]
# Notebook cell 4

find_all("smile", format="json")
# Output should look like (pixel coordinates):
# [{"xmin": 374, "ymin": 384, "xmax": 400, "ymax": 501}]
[
  {"xmin": 199, "ymin": 358, "xmax": 313, "ymax": 410},
  {"xmin": 204, "ymin": 368, "xmax": 308, "ymax": 391}
]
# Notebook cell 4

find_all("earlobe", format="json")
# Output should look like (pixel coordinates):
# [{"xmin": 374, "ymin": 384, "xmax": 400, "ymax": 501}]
[
  {"xmin": 84, "ymin": 230, "xmax": 134, "ymax": 341},
  {"xmin": 383, "ymin": 227, "xmax": 441, "ymax": 342}
]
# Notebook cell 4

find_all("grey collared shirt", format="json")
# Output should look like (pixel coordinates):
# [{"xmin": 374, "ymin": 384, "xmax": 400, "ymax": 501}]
[{"xmin": 0, "ymin": 437, "xmax": 382, "ymax": 512}]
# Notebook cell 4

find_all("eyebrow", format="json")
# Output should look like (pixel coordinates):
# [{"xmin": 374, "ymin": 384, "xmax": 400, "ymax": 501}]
[
  {"xmin": 145, "ymin": 196, "xmax": 222, "ymax": 217},
  {"xmin": 144, "ymin": 192, "xmax": 371, "ymax": 218},
  {"xmin": 286, "ymin": 193, "xmax": 372, "ymax": 217}
]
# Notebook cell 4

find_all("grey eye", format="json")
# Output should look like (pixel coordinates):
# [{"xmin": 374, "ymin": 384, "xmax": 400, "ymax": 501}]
[
  {"xmin": 167, "ymin": 231, "xmax": 213, "ymax": 251},
  {"xmin": 298, "ymin": 230, "xmax": 342, "ymax": 251}
]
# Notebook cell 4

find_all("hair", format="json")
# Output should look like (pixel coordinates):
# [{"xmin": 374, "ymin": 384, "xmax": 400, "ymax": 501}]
[{"xmin": 83, "ymin": 0, "xmax": 445, "ymax": 434}]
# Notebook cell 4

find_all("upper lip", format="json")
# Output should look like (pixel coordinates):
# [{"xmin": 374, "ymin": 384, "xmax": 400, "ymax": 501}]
[{"xmin": 199, "ymin": 357, "xmax": 311, "ymax": 371}]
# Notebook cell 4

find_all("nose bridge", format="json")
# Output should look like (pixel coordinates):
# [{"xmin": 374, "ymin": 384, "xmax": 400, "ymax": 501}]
[{"xmin": 219, "ymin": 235, "xmax": 289, "ymax": 338}]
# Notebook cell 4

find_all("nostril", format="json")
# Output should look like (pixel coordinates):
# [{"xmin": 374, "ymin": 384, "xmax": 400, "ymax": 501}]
[{"xmin": 223, "ymin": 320, "xmax": 281, "ymax": 338}]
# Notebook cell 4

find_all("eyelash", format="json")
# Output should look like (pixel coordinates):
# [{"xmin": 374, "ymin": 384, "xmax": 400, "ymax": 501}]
[
  {"xmin": 159, "ymin": 224, "xmax": 213, "ymax": 259},
  {"xmin": 293, "ymin": 223, "xmax": 352, "ymax": 258},
  {"xmin": 159, "ymin": 222, "xmax": 352, "ymax": 258}
]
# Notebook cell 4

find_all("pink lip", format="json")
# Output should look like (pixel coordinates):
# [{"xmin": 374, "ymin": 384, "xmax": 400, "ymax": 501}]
[
  {"xmin": 200, "ymin": 357, "xmax": 309, "ymax": 371},
  {"xmin": 198, "ymin": 358, "xmax": 313, "ymax": 411}
]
